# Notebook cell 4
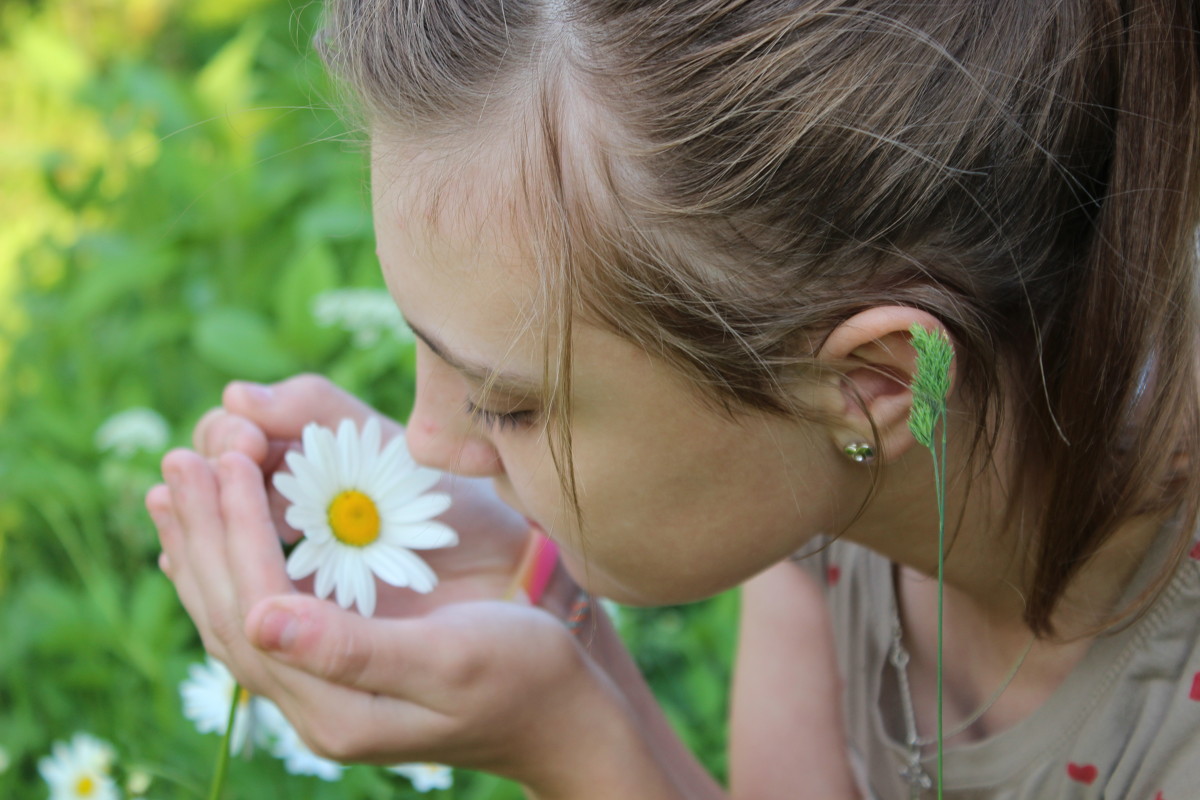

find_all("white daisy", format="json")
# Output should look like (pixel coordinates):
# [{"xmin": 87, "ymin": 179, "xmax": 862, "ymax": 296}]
[
  {"xmin": 125, "ymin": 768, "xmax": 152, "ymax": 796},
  {"xmin": 388, "ymin": 762, "xmax": 454, "ymax": 793},
  {"xmin": 273, "ymin": 417, "xmax": 457, "ymax": 617},
  {"xmin": 180, "ymin": 657, "xmax": 271, "ymax": 755},
  {"xmin": 94, "ymin": 407, "xmax": 169, "ymax": 457},
  {"xmin": 253, "ymin": 702, "xmax": 345, "ymax": 782},
  {"xmin": 38, "ymin": 733, "xmax": 119, "ymax": 800},
  {"xmin": 311, "ymin": 288, "xmax": 413, "ymax": 347}
]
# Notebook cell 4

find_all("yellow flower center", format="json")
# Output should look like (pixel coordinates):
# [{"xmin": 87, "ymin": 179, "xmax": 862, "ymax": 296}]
[
  {"xmin": 237, "ymin": 686, "xmax": 251, "ymax": 707},
  {"xmin": 75, "ymin": 776, "xmax": 96, "ymax": 796},
  {"xmin": 328, "ymin": 489, "xmax": 381, "ymax": 546}
]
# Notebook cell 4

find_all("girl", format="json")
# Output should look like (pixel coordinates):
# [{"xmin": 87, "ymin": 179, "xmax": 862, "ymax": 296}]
[{"xmin": 147, "ymin": 1, "xmax": 1200, "ymax": 797}]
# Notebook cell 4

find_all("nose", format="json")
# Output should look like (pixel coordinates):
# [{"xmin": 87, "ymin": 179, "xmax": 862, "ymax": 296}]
[{"xmin": 405, "ymin": 343, "xmax": 504, "ymax": 477}]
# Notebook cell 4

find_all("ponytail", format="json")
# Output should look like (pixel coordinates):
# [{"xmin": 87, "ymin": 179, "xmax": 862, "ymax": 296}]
[{"xmin": 1026, "ymin": 0, "xmax": 1200, "ymax": 633}]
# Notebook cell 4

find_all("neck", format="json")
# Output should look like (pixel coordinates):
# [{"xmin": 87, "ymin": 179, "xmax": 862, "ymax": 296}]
[
  {"xmin": 847, "ymin": 424, "xmax": 1166, "ymax": 640},
  {"xmin": 842, "ymin": 426, "xmax": 1171, "ymax": 738}
]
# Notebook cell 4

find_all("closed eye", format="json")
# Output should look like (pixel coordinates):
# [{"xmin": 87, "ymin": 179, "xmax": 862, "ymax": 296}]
[{"xmin": 463, "ymin": 399, "xmax": 538, "ymax": 432}]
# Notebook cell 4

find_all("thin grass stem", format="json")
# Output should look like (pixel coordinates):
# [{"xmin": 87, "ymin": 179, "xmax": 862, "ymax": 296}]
[
  {"xmin": 206, "ymin": 685, "xmax": 240, "ymax": 800},
  {"xmin": 936, "ymin": 411, "xmax": 947, "ymax": 799}
]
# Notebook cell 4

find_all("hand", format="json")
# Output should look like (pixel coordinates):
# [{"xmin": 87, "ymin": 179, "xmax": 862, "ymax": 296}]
[
  {"xmin": 183, "ymin": 374, "xmax": 531, "ymax": 615},
  {"xmin": 148, "ymin": 375, "xmax": 697, "ymax": 796},
  {"xmin": 148, "ymin": 448, "xmax": 640, "ymax": 788}
]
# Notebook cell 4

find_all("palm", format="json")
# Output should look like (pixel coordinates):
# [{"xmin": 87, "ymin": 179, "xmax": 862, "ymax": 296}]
[
  {"xmin": 261, "ymin": 427, "xmax": 531, "ymax": 619},
  {"xmin": 200, "ymin": 379, "xmax": 533, "ymax": 621},
  {"xmin": 372, "ymin": 473, "xmax": 531, "ymax": 617}
]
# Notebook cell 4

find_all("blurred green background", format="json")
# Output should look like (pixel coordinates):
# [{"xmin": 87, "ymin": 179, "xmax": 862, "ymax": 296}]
[{"xmin": 0, "ymin": 0, "xmax": 735, "ymax": 797}]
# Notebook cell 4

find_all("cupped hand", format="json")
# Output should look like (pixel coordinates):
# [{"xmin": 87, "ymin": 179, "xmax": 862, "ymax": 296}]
[
  {"xmin": 147, "ymin": 449, "xmax": 623, "ymax": 783},
  {"xmin": 183, "ymin": 373, "xmax": 532, "ymax": 616}
]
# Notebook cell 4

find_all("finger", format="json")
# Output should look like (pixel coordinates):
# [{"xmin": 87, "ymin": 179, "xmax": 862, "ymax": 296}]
[
  {"xmin": 222, "ymin": 375, "xmax": 387, "ymax": 439},
  {"xmin": 216, "ymin": 452, "xmax": 293, "ymax": 606},
  {"xmin": 194, "ymin": 408, "xmax": 270, "ymax": 463},
  {"xmin": 245, "ymin": 595, "xmax": 562, "ymax": 700},
  {"xmin": 257, "ymin": 662, "xmax": 450, "ymax": 766},
  {"xmin": 146, "ymin": 482, "xmax": 179, "ymax": 550},
  {"xmin": 162, "ymin": 449, "xmax": 242, "ymax": 639},
  {"xmin": 146, "ymin": 480, "xmax": 210, "ymax": 634}
]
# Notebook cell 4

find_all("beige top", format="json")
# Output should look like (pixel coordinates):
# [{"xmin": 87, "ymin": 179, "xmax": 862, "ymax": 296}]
[{"xmin": 793, "ymin": 534, "xmax": 1200, "ymax": 800}]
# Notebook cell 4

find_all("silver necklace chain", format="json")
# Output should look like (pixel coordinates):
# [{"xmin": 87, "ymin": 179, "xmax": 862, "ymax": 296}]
[{"xmin": 888, "ymin": 604, "xmax": 1035, "ymax": 798}]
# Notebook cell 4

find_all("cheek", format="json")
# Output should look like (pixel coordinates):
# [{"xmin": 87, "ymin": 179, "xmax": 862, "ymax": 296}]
[{"xmin": 490, "ymin": 438, "xmax": 566, "ymax": 518}]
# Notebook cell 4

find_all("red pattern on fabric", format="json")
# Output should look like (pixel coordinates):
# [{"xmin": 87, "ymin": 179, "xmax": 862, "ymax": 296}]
[{"xmin": 1067, "ymin": 763, "xmax": 1098, "ymax": 784}]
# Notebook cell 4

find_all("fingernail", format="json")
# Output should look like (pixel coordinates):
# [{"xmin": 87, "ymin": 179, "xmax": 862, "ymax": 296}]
[
  {"xmin": 258, "ymin": 608, "xmax": 298, "ymax": 651},
  {"xmin": 239, "ymin": 382, "xmax": 273, "ymax": 404}
]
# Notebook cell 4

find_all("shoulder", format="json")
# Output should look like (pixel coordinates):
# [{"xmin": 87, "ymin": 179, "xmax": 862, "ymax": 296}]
[
  {"xmin": 1044, "ymin": 547, "xmax": 1200, "ymax": 798},
  {"xmin": 730, "ymin": 556, "xmax": 862, "ymax": 799}
]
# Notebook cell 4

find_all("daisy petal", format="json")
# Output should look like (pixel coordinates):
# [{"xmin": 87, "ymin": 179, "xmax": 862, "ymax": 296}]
[
  {"xmin": 286, "ymin": 539, "xmax": 326, "ymax": 581},
  {"xmin": 279, "ymin": 454, "xmax": 330, "ymax": 501},
  {"xmin": 373, "ymin": 434, "xmax": 417, "ymax": 482},
  {"xmin": 368, "ymin": 546, "xmax": 438, "ymax": 593},
  {"xmin": 336, "ymin": 418, "xmax": 361, "ymax": 489},
  {"xmin": 377, "ymin": 492, "xmax": 451, "ymax": 524},
  {"xmin": 358, "ymin": 417, "xmax": 382, "ymax": 475},
  {"xmin": 306, "ymin": 424, "xmax": 341, "ymax": 488},
  {"xmin": 384, "ymin": 520, "xmax": 459, "ymax": 550},
  {"xmin": 334, "ymin": 550, "xmax": 357, "ymax": 610},
  {"xmin": 356, "ymin": 568, "xmax": 377, "ymax": 617},
  {"xmin": 285, "ymin": 505, "xmax": 333, "ymax": 536},
  {"xmin": 370, "ymin": 467, "xmax": 442, "ymax": 503},
  {"xmin": 313, "ymin": 559, "xmax": 338, "ymax": 600}
]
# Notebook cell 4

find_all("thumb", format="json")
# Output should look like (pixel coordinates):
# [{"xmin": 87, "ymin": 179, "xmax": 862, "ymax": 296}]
[
  {"xmin": 247, "ymin": 594, "xmax": 386, "ymax": 689},
  {"xmin": 246, "ymin": 595, "xmax": 557, "ymax": 698},
  {"xmin": 223, "ymin": 375, "xmax": 391, "ymax": 439}
]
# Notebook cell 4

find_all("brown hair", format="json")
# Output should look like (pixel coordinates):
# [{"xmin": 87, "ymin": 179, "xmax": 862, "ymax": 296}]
[{"xmin": 321, "ymin": 0, "xmax": 1200, "ymax": 635}]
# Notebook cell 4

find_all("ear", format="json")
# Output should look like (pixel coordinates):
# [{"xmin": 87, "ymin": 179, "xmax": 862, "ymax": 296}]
[{"xmin": 814, "ymin": 307, "xmax": 954, "ymax": 463}]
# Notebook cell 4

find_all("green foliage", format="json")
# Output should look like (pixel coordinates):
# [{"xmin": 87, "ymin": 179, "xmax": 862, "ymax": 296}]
[
  {"xmin": 0, "ymin": 0, "xmax": 734, "ymax": 796},
  {"xmin": 617, "ymin": 594, "xmax": 738, "ymax": 784},
  {"xmin": 906, "ymin": 323, "xmax": 954, "ymax": 448}
]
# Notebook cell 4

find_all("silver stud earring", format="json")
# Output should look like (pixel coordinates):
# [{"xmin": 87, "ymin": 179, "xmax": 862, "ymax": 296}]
[{"xmin": 843, "ymin": 442, "xmax": 876, "ymax": 463}]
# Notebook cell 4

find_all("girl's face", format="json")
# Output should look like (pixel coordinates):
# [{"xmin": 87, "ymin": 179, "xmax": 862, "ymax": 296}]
[{"xmin": 372, "ymin": 144, "xmax": 858, "ymax": 605}]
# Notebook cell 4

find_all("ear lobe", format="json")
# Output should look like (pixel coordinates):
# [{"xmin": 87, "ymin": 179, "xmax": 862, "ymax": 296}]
[{"xmin": 816, "ymin": 307, "xmax": 952, "ymax": 463}]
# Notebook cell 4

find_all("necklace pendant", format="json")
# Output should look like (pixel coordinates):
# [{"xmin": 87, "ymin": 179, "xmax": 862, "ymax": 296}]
[{"xmin": 899, "ymin": 746, "xmax": 933, "ymax": 799}]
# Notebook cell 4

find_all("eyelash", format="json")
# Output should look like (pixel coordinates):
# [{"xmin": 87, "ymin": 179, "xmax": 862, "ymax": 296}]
[{"xmin": 464, "ymin": 399, "xmax": 537, "ymax": 432}]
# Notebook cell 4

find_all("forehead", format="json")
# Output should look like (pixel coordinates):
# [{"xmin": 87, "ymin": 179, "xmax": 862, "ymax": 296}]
[
  {"xmin": 369, "ymin": 133, "xmax": 551, "ymax": 365},
  {"xmin": 371, "ymin": 135, "xmax": 531, "ymax": 261}
]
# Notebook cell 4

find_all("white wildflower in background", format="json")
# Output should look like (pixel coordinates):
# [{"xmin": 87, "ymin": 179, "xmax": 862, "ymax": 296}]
[
  {"xmin": 94, "ymin": 407, "xmax": 169, "ymax": 457},
  {"xmin": 38, "ymin": 733, "xmax": 119, "ymax": 800},
  {"xmin": 312, "ymin": 288, "xmax": 413, "ymax": 347},
  {"xmin": 180, "ymin": 657, "xmax": 272, "ymax": 755},
  {"xmin": 254, "ymin": 702, "xmax": 344, "ymax": 782},
  {"xmin": 125, "ymin": 768, "xmax": 152, "ymax": 796},
  {"xmin": 274, "ymin": 418, "xmax": 457, "ymax": 617},
  {"xmin": 388, "ymin": 763, "xmax": 454, "ymax": 793}
]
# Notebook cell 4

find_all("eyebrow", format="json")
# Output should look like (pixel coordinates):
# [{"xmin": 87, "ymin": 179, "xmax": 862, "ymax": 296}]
[{"xmin": 407, "ymin": 321, "xmax": 542, "ymax": 395}]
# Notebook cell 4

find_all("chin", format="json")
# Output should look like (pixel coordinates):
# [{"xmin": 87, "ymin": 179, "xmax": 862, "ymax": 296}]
[{"xmin": 565, "ymin": 563, "xmax": 723, "ymax": 607}]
